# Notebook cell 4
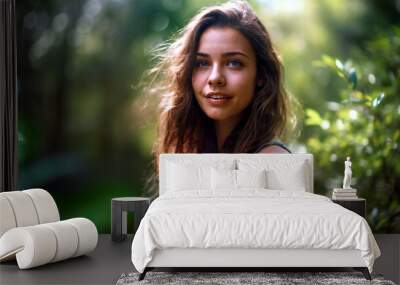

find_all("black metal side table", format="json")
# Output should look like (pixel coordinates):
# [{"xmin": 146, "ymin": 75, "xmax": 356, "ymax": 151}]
[
  {"xmin": 111, "ymin": 197, "xmax": 150, "ymax": 242},
  {"xmin": 332, "ymin": 198, "xmax": 366, "ymax": 218}
]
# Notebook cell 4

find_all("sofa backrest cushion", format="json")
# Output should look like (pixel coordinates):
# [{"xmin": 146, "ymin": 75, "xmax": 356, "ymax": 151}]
[{"xmin": 0, "ymin": 189, "xmax": 60, "ymax": 238}]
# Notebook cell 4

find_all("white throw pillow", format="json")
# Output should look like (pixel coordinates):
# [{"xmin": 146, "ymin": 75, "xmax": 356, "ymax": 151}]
[
  {"xmin": 236, "ymin": 169, "xmax": 267, "ymax": 188},
  {"xmin": 167, "ymin": 162, "xmax": 211, "ymax": 191},
  {"xmin": 211, "ymin": 168, "xmax": 236, "ymax": 190},
  {"xmin": 266, "ymin": 167, "xmax": 306, "ymax": 191},
  {"xmin": 165, "ymin": 158, "xmax": 236, "ymax": 192},
  {"xmin": 237, "ymin": 158, "xmax": 308, "ymax": 191},
  {"xmin": 211, "ymin": 168, "xmax": 267, "ymax": 190}
]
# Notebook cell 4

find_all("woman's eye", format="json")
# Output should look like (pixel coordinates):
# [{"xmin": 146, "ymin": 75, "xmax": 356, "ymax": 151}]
[
  {"xmin": 194, "ymin": 60, "xmax": 209, "ymax": 68},
  {"xmin": 227, "ymin": 60, "xmax": 243, "ymax": 68}
]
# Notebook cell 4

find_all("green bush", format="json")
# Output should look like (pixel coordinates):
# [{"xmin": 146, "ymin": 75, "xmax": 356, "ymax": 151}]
[{"xmin": 305, "ymin": 27, "xmax": 400, "ymax": 233}]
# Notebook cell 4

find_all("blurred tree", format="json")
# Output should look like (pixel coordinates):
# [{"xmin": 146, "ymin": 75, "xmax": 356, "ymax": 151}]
[
  {"xmin": 16, "ymin": 0, "xmax": 400, "ymax": 233},
  {"xmin": 16, "ymin": 0, "xmax": 195, "ymax": 232},
  {"xmin": 305, "ymin": 27, "xmax": 400, "ymax": 232}
]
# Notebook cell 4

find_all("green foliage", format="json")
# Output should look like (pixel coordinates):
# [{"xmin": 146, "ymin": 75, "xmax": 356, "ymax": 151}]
[
  {"xmin": 305, "ymin": 28, "xmax": 400, "ymax": 232},
  {"xmin": 17, "ymin": 0, "xmax": 400, "ymax": 233},
  {"xmin": 17, "ymin": 0, "xmax": 220, "ymax": 233}
]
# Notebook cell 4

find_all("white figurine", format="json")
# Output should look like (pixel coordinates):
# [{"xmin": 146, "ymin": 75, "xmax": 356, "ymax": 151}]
[{"xmin": 342, "ymin": 156, "xmax": 352, "ymax": 189}]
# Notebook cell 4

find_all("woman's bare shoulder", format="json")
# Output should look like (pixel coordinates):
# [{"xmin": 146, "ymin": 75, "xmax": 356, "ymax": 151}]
[{"xmin": 258, "ymin": 145, "xmax": 290, "ymax": 154}]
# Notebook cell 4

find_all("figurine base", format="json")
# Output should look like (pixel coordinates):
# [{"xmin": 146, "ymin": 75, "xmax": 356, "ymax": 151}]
[
  {"xmin": 334, "ymin": 188, "xmax": 357, "ymax": 192},
  {"xmin": 332, "ymin": 188, "xmax": 358, "ymax": 200}
]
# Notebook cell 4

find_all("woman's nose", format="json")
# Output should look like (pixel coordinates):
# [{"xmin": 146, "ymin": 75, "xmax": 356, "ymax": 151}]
[{"xmin": 208, "ymin": 65, "xmax": 226, "ymax": 87}]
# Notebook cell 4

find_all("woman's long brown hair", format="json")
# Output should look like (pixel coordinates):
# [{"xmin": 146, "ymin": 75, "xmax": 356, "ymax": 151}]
[{"xmin": 143, "ymin": 1, "xmax": 294, "ymax": 197}]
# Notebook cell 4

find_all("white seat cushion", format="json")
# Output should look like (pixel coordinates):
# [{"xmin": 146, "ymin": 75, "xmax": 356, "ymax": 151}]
[
  {"xmin": 42, "ymin": 221, "xmax": 79, "ymax": 262},
  {"xmin": 1, "ymin": 191, "xmax": 39, "ymax": 227},
  {"xmin": 23, "ymin": 188, "xmax": 60, "ymax": 224},
  {"xmin": 0, "ymin": 189, "xmax": 60, "ymax": 237},
  {"xmin": 0, "ymin": 225, "xmax": 57, "ymax": 268},
  {"xmin": 0, "ymin": 218, "xmax": 98, "ymax": 269},
  {"xmin": 65, "ymin": 218, "xmax": 98, "ymax": 257},
  {"xmin": 0, "ymin": 196, "xmax": 17, "ymax": 237}
]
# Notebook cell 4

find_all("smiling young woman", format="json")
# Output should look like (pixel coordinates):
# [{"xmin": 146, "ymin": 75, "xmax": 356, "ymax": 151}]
[
  {"xmin": 144, "ymin": 1, "xmax": 295, "ymax": 195},
  {"xmin": 192, "ymin": 27, "xmax": 258, "ymax": 151}
]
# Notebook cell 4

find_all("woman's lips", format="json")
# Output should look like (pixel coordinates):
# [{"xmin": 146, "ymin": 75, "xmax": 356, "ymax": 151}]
[{"xmin": 204, "ymin": 93, "xmax": 232, "ymax": 106}]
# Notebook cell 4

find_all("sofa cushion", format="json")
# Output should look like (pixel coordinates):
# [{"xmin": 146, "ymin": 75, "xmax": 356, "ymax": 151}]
[
  {"xmin": 24, "ymin": 189, "xmax": 60, "ymax": 224},
  {"xmin": 0, "ymin": 189, "xmax": 60, "ymax": 238},
  {"xmin": 0, "ymin": 218, "xmax": 97, "ymax": 269},
  {"xmin": 0, "ymin": 189, "xmax": 97, "ymax": 269},
  {"xmin": 0, "ymin": 191, "xmax": 39, "ymax": 228},
  {"xmin": 0, "ymin": 196, "xmax": 17, "ymax": 237}
]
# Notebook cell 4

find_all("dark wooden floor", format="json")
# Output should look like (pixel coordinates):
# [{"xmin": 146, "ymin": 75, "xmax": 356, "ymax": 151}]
[
  {"xmin": 0, "ymin": 235, "xmax": 134, "ymax": 285},
  {"xmin": 0, "ymin": 234, "xmax": 399, "ymax": 285}
]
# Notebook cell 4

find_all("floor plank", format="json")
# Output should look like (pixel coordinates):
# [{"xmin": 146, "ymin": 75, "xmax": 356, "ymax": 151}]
[
  {"xmin": 374, "ymin": 234, "xmax": 400, "ymax": 284},
  {"xmin": 0, "ymin": 234, "xmax": 398, "ymax": 284},
  {"xmin": 0, "ymin": 235, "xmax": 134, "ymax": 285}
]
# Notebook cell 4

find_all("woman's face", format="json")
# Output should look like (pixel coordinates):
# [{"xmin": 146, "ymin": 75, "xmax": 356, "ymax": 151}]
[{"xmin": 191, "ymin": 27, "xmax": 257, "ymax": 123}]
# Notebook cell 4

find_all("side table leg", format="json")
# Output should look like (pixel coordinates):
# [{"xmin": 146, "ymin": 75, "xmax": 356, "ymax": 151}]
[
  {"xmin": 122, "ymin": 210, "xmax": 127, "ymax": 235},
  {"xmin": 133, "ymin": 207, "xmax": 142, "ymax": 234},
  {"xmin": 133, "ymin": 202, "xmax": 150, "ymax": 234},
  {"xmin": 112, "ymin": 201, "xmax": 126, "ymax": 241}
]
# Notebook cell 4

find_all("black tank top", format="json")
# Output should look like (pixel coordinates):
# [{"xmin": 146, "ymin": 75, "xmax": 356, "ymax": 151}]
[{"xmin": 201, "ymin": 116, "xmax": 291, "ymax": 153}]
